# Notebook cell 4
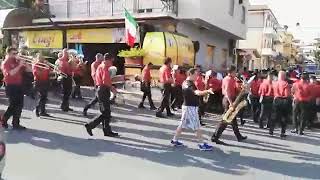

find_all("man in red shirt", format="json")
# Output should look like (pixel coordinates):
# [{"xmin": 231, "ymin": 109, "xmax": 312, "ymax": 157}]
[
  {"xmin": 248, "ymin": 74, "xmax": 262, "ymax": 123},
  {"xmin": 84, "ymin": 53, "xmax": 118, "ymax": 137},
  {"xmin": 71, "ymin": 55, "xmax": 84, "ymax": 99},
  {"xmin": 271, "ymin": 71, "xmax": 291, "ymax": 137},
  {"xmin": 33, "ymin": 53, "xmax": 51, "ymax": 117},
  {"xmin": 156, "ymin": 57, "xmax": 174, "ymax": 118},
  {"xmin": 56, "ymin": 48, "xmax": 73, "ymax": 112},
  {"xmin": 211, "ymin": 66, "xmax": 247, "ymax": 145},
  {"xmin": 139, "ymin": 62, "xmax": 156, "ymax": 110},
  {"xmin": 308, "ymin": 76, "xmax": 319, "ymax": 128},
  {"xmin": 1, "ymin": 47, "xmax": 26, "ymax": 130},
  {"xmin": 242, "ymin": 67, "xmax": 250, "ymax": 80},
  {"xmin": 171, "ymin": 66, "xmax": 187, "ymax": 110},
  {"xmin": 258, "ymin": 72, "xmax": 274, "ymax": 129},
  {"xmin": 194, "ymin": 65, "xmax": 206, "ymax": 125},
  {"xmin": 83, "ymin": 53, "xmax": 103, "ymax": 116},
  {"xmin": 206, "ymin": 71, "xmax": 223, "ymax": 113},
  {"xmin": 291, "ymin": 73, "xmax": 312, "ymax": 135}
]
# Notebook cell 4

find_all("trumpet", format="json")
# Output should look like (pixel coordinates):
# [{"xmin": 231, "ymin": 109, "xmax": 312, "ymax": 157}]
[{"xmin": 18, "ymin": 55, "xmax": 68, "ymax": 78}]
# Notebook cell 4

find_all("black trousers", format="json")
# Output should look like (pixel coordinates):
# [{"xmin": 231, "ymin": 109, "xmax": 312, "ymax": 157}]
[
  {"xmin": 212, "ymin": 96, "xmax": 242, "ymax": 140},
  {"xmin": 84, "ymin": 86, "xmax": 98, "ymax": 111},
  {"xmin": 309, "ymin": 100, "xmax": 317, "ymax": 127},
  {"xmin": 140, "ymin": 82, "xmax": 155, "ymax": 107},
  {"xmin": 87, "ymin": 86, "xmax": 112, "ymax": 131},
  {"xmin": 198, "ymin": 97, "xmax": 205, "ymax": 120},
  {"xmin": 295, "ymin": 101, "xmax": 311, "ymax": 133},
  {"xmin": 61, "ymin": 76, "xmax": 72, "ymax": 110},
  {"xmin": 292, "ymin": 100, "xmax": 300, "ymax": 129},
  {"xmin": 156, "ymin": 83, "xmax": 172, "ymax": 115},
  {"xmin": 270, "ymin": 98, "xmax": 290, "ymax": 134},
  {"xmin": 259, "ymin": 96, "xmax": 273, "ymax": 128},
  {"xmin": 22, "ymin": 72, "xmax": 35, "ymax": 98},
  {"xmin": 72, "ymin": 75, "xmax": 82, "ymax": 98},
  {"xmin": 248, "ymin": 95, "xmax": 260, "ymax": 123},
  {"xmin": 3, "ymin": 85, "xmax": 24, "ymax": 126},
  {"xmin": 35, "ymin": 81, "xmax": 49, "ymax": 114},
  {"xmin": 206, "ymin": 90, "xmax": 223, "ymax": 113},
  {"xmin": 171, "ymin": 85, "xmax": 183, "ymax": 108}
]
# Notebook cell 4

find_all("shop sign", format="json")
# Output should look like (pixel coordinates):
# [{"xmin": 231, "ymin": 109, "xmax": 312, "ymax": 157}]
[{"xmin": 21, "ymin": 30, "xmax": 63, "ymax": 49}]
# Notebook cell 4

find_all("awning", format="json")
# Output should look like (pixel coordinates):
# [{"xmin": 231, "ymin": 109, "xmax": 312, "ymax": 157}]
[{"xmin": 0, "ymin": 9, "xmax": 14, "ymax": 38}]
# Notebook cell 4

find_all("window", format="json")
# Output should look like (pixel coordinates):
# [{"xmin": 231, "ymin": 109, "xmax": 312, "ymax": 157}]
[
  {"xmin": 229, "ymin": 0, "xmax": 235, "ymax": 16},
  {"xmin": 241, "ymin": 6, "xmax": 246, "ymax": 24},
  {"xmin": 239, "ymin": 0, "xmax": 243, "ymax": 4},
  {"xmin": 206, "ymin": 45, "xmax": 216, "ymax": 66}
]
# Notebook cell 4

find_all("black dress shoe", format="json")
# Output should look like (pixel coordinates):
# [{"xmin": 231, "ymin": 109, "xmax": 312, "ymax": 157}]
[
  {"xmin": 280, "ymin": 134, "xmax": 287, "ymax": 138},
  {"xmin": 40, "ymin": 113, "xmax": 51, "ymax": 117},
  {"xmin": 291, "ymin": 129, "xmax": 298, "ymax": 134},
  {"xmin": 211, "ymin": 138, "xmax": 227, "ymax": 145},
  {"xmin": 237, "ymin": 136, "xmax": 247, "ymax": 142},
  {"xmin": 83, "ymin": 109, "xmax": 88, "ymax": 117},
  {"xmin": 12, "ymin": 125, "xmax": 27, "ymax": 130},
  {"xmin": 84, "ymin": 124, "xmax": 93, "ymax": 136},
  {"xmin": 104, "ymin": 131, "xmax": 119, "ymax": 137},
  {"xmin": 156, "ymin": 113, "xmax": 165, "ymax": 118},
  {"xmin": 35, "ymin": 108, "xmax": 40, "ymax": 117},
  {"xmin": 2, "ymin": 123, "xmax": 8, "ymax": 129}
]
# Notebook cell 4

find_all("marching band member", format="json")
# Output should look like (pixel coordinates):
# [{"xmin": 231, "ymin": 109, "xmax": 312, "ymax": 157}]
[
  {"xmin": 258, "ymin": 72, "xmax": 274, "ymax": 129},
  {"xmin": 84, "ymin": 53, "xmax": 119, "ymax": 137},
  {"xmin": 206, "ymin": 71, "xmax": 222, "ymax": 113},
  {"xmin": 56, "ymin": 48, "xmax": 73, "ymax": 112},
  {"xmin": 171, "ymin": 66, "xmax": 187, "ymax": 111},
  {"xmin": 308, "ymin": 76, "xmax": 319, "ymax": 129},
  {"xmin": 194, "ymin": 65, "xmax": 206, "ymax": 126},
  {"xmin": 71, "ymin": 55, "xmax": 84, "ymax": 99},
  {"xmin": 32, "ymin": 53, "xmax": 51, "ymax": 117},
  {"xmin": 1, "ymin": 47, "xmax": 27, "ymax": 130},
  {"xmin": 248, "ymin": 74, "xmax": 262, "ymax": 123},
  {"xmin": 83, "ymin": 53, "xmax": 103, "ymax": 116},
  {"xmin": 156, "ymin": 57, "xmax": 174, "ymax": 118},
  {"xmin": 171, "ymin": 68, "xmax": 214, "ymax": 151},
  {"xmin": 211, "ymin": 66, "xmax": 247, "ymax": 145},
  {"xmin": 138, "ymin": 62, "xmax": 157, "ymax": 110},
  {"xmin": 270, "ymin": 71, "xmax": 290, "ymax": 138},
  {"xmin": 291, "ymin": 73, "xmax": 312, "ymax": 135}
]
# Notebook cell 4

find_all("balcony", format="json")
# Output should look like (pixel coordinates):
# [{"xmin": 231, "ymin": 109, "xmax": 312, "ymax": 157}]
[
  {"xmin": 261, "ymin": 48, "xmax": 278, "ymax": 57},
  {"xmin": 263, "ymin": 27, "xmax": 276, "ymax": 38},
  {"xmin": 48, "ymin": 0, "xmax": 178, "ymax": 20}
]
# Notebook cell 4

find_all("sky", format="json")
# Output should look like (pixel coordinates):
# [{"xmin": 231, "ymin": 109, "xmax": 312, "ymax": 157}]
[{"xmin": 249, "ymin": 0, "xmax": 320, "ymax": 43}]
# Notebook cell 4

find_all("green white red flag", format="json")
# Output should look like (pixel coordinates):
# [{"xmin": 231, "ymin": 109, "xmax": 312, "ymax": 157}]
[{"xmin": 125, "ymin": 9, "xmax": 138, "ymax": 47}]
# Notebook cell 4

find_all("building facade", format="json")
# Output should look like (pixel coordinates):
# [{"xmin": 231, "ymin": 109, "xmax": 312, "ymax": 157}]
[
  {"xmin": 2, "ymin": 0, "xmax": 248, "ymax": 70},
  {"xmin": 238, "ymin": 5, "xmax": 279, "ymax": 70}
]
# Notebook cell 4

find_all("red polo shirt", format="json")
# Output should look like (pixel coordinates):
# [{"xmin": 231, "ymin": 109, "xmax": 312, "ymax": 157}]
[
  {"xmin": 159, "ymin": 65, "xmax": 172, "ymax": 84},
  {"xmin": 1, "ymin": 57, "xmax": 24, "ymax": 85},
  {"xmin": 309, "ymin": 83, "xmax": 320, "ymax": 99},
  {"xmin": 57, "ymin": 57, "xmax": 72, "ymax": 76},
  {"xmin": 142, "ymin": 66, "xmax": 152, "ymax": 83},
  {"xmin": 174, "ymin": 73, "xmax": 187, "ymax": 86},
  {"xmin": 195, "ymin": 75, "xmax": 206, "ymax": 91},
  {"xmin": 292, "ymin": 81, "xmax": 311, "ymax": 102},
  {"xmin": 207, "ymin": 77, "xmax": 222, "ymax": 92},
  {"xmin": 72, "ymin": 60, "xmax": 82, "ymax": 76},
  {"xmin": 95, "ymin": 62, "xmax": 112, "ymax": 87},
  {"xmin": 250, "ymin": 79, "xmax": 261, "ymax": 96},
  {"xmin": 222, "ymin": 75, "xmax": 237, "ymax": 99},
  {"xmin": 242, "ymin": 72, "xmax": 250, "ymax": 80},
  {"xmin": 32, "ymin": 63, "xmax": 50, "ymax": 81},
  {"xmin": 259, "ymin": 80, "xmax": 273, "ymax": 97},
  {"xmin": 273, "ymin": 80, "xmax": 290, "ymax": 98}
]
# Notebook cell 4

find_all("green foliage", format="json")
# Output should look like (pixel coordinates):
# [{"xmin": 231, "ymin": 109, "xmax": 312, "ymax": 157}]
[{"xmin": 118, "ymin": 47, "xmax": 145, "ymax": 58}]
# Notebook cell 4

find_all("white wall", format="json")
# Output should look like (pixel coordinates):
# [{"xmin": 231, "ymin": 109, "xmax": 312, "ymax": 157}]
[
  {"xmin": 177, "ymin": 22, "xmax": 233, "ymax": 70},
  {"xmin": 178, "ymin": 0, "xmax": 248, "ymax": 39}
]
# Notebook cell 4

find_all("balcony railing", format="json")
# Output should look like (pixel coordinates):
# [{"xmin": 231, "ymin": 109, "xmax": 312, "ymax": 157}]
[{"xmin": 49, "ymin": 0, "xmax": 178, "ymax": 19}]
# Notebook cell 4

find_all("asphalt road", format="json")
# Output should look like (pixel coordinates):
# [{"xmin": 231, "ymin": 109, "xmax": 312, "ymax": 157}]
[{"xmin": 0, "ymin": 87, "xmax": 320, "ymax": 180}]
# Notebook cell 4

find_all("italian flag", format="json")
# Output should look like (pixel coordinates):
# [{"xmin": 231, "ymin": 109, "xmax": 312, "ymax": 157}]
[{"xmin": 125, "ymin": 9, "xmax": 138, "ymax": 47}]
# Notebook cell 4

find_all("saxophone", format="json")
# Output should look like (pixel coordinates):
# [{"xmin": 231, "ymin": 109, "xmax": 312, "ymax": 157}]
[{"xmin": 222, "ymin": 76, "xmax": 255, "ymax": 123}]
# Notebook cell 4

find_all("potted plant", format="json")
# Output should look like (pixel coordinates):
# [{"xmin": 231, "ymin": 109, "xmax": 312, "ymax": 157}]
[{"xmin": 118, "ymin": 47, "xmax": 145, "ymax": 66}]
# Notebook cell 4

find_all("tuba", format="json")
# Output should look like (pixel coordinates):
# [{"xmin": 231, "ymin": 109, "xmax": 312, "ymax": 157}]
[{"xmin": 222, "ymin": 75, "xmax": 256, "ymax": 123}]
